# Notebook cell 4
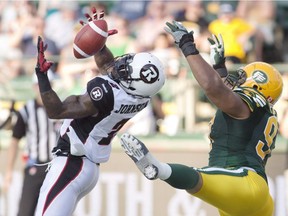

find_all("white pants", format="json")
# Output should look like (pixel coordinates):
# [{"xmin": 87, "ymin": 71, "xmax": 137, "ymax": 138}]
[{"xmin": 35, "ymin": 156, "xmax": 99, "ymax": 216}]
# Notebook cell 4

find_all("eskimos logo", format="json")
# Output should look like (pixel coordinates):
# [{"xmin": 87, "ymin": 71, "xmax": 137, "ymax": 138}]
[
  {"xmin": 252, "ymin": 70, "xmax": 268, "ymax": 84},
  {"xmin": 140, "ymin": 64, "xmax": 159, "ymax": 83},
  {"xmin": 90, "ymin": 87, "xmax": 103, "ymax": 101}
]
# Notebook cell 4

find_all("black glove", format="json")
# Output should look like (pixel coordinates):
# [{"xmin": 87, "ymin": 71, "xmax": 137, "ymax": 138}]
[{"xmin": 164, "ymin": 21, "xmax": 199, "ymax": 57}]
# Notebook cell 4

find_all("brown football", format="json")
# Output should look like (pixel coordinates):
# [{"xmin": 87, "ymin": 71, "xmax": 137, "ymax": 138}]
[{"xmin": 73, "ymin": 19, "xmax": 108, "ymax": 59}]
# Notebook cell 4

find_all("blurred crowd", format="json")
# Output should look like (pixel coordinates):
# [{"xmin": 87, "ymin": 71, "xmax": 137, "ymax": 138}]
[{"xmin": 1, "ymin": 0, "xmax": 288, "ymax": 135}]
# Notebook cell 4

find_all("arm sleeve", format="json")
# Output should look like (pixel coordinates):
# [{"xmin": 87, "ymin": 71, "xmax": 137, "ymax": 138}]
[{"xmin": 87, "ymin": 77, "xmax": 114, "ymax": 114}]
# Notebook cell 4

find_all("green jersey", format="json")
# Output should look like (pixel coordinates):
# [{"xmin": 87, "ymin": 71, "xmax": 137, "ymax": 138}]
[{"xmin": 208, "ymin": 87, "xmax": 278, "ymax": 180}]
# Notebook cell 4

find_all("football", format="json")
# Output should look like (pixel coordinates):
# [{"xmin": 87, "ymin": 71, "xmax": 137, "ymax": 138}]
[{"xmin": 73, "ymin": 19, "xmax": 108, "ymax": 59}]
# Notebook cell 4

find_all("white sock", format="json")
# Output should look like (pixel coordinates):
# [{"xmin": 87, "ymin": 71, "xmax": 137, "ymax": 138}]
[
  {"xmin": 146, "ymin": 153, "xmax": 172, "ymax": 180},
  {"xmin": 158, "ymin": 162, "xmax": 172, "ymax": 180}
]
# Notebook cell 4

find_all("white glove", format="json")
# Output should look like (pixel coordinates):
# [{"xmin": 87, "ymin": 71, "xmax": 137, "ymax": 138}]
[
  {"xmin": 164, "ymin": 21, "xmax": 199, "ymax": 56},
  {"xmin": 164, "ymin": 21, "xmax": 189, "ymax": 45},
  {"xmin": 207, "ymin": 34, "xmax": 225, "ymax": 67}
]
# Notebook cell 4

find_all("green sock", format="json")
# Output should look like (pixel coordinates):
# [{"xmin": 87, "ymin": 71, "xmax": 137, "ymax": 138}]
[{"xmin": 164, "ymin": 163, "xmax": 200, "ymax": 190}]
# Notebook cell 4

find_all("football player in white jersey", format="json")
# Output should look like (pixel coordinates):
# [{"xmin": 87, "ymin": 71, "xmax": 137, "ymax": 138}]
[{"xmin": 34, "ymin": 9, "xmax": 165, "ymax": 216}]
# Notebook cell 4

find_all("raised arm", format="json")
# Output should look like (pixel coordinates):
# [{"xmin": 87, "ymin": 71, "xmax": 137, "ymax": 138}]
[
  {"xmin": 35, "ymin": 8, "xmax": 118, "ymax": 119},
  {"xmin": 164, "ymin": 21, "xmax": 250, "ymax": 119},
  {"xmin": 35, "ymin": 36, "xmax": 98, "ymax": 119},
  {"xmin": 93, "ymin": 45, "xmax": 114, "ymax": 74}
]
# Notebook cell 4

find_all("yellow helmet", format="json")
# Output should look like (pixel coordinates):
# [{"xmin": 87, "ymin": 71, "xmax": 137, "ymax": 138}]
[{"xmin": 241, "ymin": 62, "xmax": 283, "ymax": 105}]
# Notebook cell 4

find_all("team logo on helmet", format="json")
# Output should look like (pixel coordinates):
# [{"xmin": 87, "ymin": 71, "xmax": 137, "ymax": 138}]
[
  {"xmin": 90, "ymin": 87, "xmax": 103, "ymax": 101},
  {"xmin": 252, "ymin": 70, "xmax": 268, "ymax": 84},
  {"xmin": 140, "ymin": 64, "xmax": 159, "ymax": 83}
]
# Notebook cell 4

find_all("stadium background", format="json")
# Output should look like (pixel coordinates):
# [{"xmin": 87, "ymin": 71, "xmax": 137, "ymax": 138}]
[{"xmin": 0, "ymin": 1, "xmax": 288, "ymax": 215}]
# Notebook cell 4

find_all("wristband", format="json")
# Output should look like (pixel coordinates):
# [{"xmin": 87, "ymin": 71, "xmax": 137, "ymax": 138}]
[
  {"xmin": 214, "ymin": 67, "xmax": 228, "ymax": 78},
  {"xmin": 179, "ymin": 33, "xmax": 199, "ymax": 57},
  {"xmin": 212, "ymin": 58, "xmax": 227, "ymax": 78},
  {"xmin": 35, "ymin": 70, "xmax": 52, "ymax": 93}
]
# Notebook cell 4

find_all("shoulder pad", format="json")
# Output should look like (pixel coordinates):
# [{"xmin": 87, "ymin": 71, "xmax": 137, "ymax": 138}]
[
  {"xmin": 234, "ymin": 87, "xmax": 269, "ymax": 111},
  {"xmin": 87, "ymin": 77, "xmax": 114, "ymax": 114}
]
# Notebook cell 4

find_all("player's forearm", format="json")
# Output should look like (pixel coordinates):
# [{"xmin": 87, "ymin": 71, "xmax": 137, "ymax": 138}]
[
  {"xmin": 94, "ymin": 45, "xmax": 114, "ymax": 74},
  {"xmin": 40, "ymin": 90, "xmax": 65, "ymax": 119},
  {"xmin": 40, "ymin": 91, "xmax": 79, "ymax": 119},
  {"xmin": 36, "ymin": 72, "xmax": 65, "ymax": 118},
  {"xmin": 186, "ymin": 54, "xmax": 224, "ymax": 93}
]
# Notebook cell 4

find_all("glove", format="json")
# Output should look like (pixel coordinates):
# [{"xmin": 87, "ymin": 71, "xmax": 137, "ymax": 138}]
[
  {"xmin": 207, "ymin": 34, "xmax": 225, "ymax": 69},
  {"xmin": 35, "ymin": 36, "xmax": 53, "ymax": 92},
  {"xmin": 35, "ymin": 36, "xmax": 53, "ymax": 74},
  {"xmin": 207, "ymin": 34, "xmax": 227, "ymax": 78},
  {"xmin": 164, "ymin": 20, "xmax": 199, "ymax": 56},
  {"xmin": 79, "ymin": 7, "xmax": 118, "ymax": 36}
]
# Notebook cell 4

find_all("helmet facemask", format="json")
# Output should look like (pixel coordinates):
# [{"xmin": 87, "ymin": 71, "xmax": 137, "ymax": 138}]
[
  {"xmin": 108, "ymin": 54, "xmax": 134, "ymax": 82},
  {"xmin": 224, "ymin": 69, "xmax": 247, "ymax": 89}
]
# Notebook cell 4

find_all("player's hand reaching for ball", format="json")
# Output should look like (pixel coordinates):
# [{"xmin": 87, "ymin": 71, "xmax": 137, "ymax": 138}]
[
  {"xmin": 207, "ymin": 34, "xmax": 225, "ymax": 69},
  {"xmin": 80, "ymin": 7, "xmax": 118, "ymax": 37},
  {"xmin": 35, "ymin": 36, "xmax": 53, "ymax": 74},
  {"xmin": 207, "ymin": 34, "xmax": 228, "ymax": 78},
  {"xmin": 164, "ymin": 21, "xmax": 199, "ymax": 57},
  {"xmin": 35, "ymin": 36, "xmax": 53, "ymax": 93}
]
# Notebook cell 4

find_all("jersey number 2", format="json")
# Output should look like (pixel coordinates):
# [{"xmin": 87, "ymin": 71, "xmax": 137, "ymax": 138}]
[{"xmin": 99, "ymin": 119, "xmax": 129, "ymax": 145}]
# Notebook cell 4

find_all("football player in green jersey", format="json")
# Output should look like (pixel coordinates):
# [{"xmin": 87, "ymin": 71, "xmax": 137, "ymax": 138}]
[{"xmin": 120, "ymin": 21, "xmax": 283, "ymax": 216}]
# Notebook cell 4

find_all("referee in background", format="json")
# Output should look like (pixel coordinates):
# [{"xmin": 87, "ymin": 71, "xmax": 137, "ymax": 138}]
[{"xmin": 2, "ymin": 71, "xmax": 61, "ymax": 216}]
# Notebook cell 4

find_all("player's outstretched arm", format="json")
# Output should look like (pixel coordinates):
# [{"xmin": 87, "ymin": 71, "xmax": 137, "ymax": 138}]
[
  {"xmin": 36, "ymin": 36, "xmax": 98, "ymax": 119},
  {"xmin": 164, "ymin": 21, "xmax": 250, "ymax": 119}
]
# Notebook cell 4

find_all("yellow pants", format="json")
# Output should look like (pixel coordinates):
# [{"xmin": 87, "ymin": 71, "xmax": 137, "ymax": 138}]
[{"xmin": 191, "ymin": 169, "xmax": 274, "ymax": 216}]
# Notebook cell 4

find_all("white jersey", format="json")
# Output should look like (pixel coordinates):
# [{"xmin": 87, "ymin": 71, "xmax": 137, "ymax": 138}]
[{"xmin": 55, "ymin": 75, "xmax": 150, "ymax": 164}]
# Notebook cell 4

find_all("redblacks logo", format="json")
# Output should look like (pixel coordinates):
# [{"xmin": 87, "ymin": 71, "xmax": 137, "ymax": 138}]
[
  {"xmin": 90, "ymin": 87, "xmax": 103, "ymax": 101},
  {"xmin": 140, "ymin": 64, "xmax": 159, "ymax": 83}
]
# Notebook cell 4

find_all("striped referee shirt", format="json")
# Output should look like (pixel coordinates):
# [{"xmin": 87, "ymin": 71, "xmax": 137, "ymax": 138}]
[{"xmin": 12, "ymin": 99, "xmax": 60, "ymax": 164}]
